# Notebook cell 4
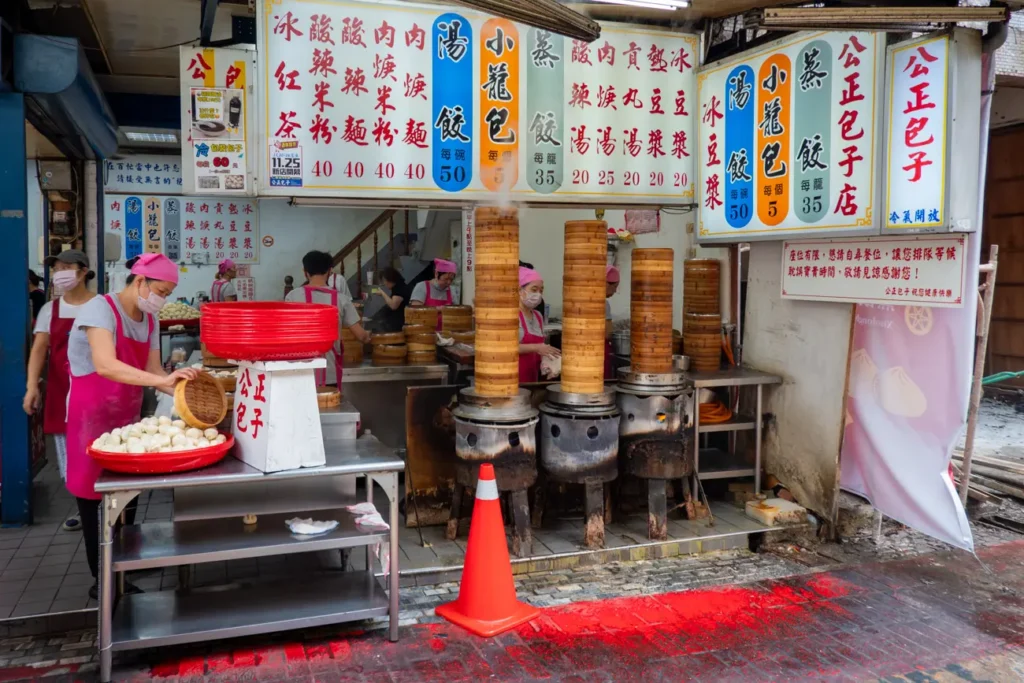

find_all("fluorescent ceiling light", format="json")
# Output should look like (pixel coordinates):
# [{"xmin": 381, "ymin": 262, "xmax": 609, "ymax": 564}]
[
  {"xmin": 124, "ymin": 130, "xmax": 178, "ymax": 144},
  {"xmin": 589, "ymin": 0, "xmax": 689, "ymax": 8}
]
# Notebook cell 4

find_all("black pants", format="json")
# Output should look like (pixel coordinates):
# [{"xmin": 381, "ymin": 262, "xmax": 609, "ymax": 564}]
[{"xmin": 76, "ymin": 496, "xmax": 138, "ymax": 579}]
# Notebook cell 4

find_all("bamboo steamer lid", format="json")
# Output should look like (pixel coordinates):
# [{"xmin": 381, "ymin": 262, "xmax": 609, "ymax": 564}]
[
  {"xmin": 561, "ymin": 221, "xmax": 607, "ymax": 394},
  {"xmin": 473, "ymin": 210, "xmax": 520, "ymax": 397},
  {"xmin": 407, "ymin": 332, "xmax": 436, "ymax": 345},
  {"xmin": 630, "ymin": 248, "xmax": 674, "ymax": 375},
  {"xmin": 371, "ymin": 331, "xmax": 406, "ymax": 345}
]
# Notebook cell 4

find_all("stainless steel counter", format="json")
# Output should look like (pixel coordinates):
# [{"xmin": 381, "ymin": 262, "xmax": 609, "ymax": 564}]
[
  {"xmin": 341, "ymin": 361, "xmax": 449, "ymax": 450},
  {"xmin": 341, "ymin": 360, "xmax": 448, "ymax": 384}
]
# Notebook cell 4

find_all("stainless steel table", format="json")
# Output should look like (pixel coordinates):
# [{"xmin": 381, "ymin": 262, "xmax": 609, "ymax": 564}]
[
  {"xmin": 94, "ymin": 436, "xmax": 404, "ymax": 683},
  {"xmin": 341, "ymin": 360, "xmax": 448, "ymax": 384},
  {"xmin": 341, "ymin": 361, "xmax": 449, "ymax": 449}
]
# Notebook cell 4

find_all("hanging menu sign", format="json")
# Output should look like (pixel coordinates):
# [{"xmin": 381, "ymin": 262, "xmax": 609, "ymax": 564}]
[
  {"xmin": 105, "ymin": 195, "xmax": 259, "ymax": 265},
  {"xmin": 257, "ymin": 0, "xmax": 698, "ymax": 204},
  {"xmin": 696, "ymin": 32, "xmax": 885, "ymax": 242},
  {"xmin": 103, "ymin": 155, "xmax": 183, "ymax": 194}
]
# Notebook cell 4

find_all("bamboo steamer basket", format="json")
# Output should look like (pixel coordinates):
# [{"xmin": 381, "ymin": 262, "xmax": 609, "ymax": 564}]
[
  {"xmin": 684, "ymin": 313, "xmax": 722, "ymax": 371},
  {"xmin": 215, "ymin": 374, "xmax": 237, "ymax": 394},
  {"xmin": 473, "ymin": 209, "xmax": 521, "ymax": 397},
  {"xmin": 372, "ymin": 343, "xmax": 408, "ymax": 359},
  {"xmin": 407, "ymin": 350, "xmax": 438, "ymax": 364},
  {"xmin": 174, "ymin": 372, "xmax": 228, "ymax": 430},
  {"xmin": 340, "ymin": 328, "xmax": 364, "ymax": 364},
  {"xmin": 371, "ymin": 331, "xmax": 405, "ymax": 345},
  {"xmin": 317, "ymin": 386, "xmax": 341, "ymax": 409},
  {"xmin": 561, "ymin": 220, "xmax": 607, "ymax": 394},
  {"xmin": 451, "ymin": 330, "xmax": 475, "ymax": 344},
  {"xmin": 441, "ymin": 305, "xmax": 474, "ymax": 332},
  {"xmin": 403, "ymin": 324, "xmax": 432, "ymax": 336},
  {"xmin": 201, "ymin": 343, "xmax": 235, "ymax": 369},
  {"xmin": 630, "ymin": 249, "xmax": 675, "ymax": 375},
  {"xmin": 407, "ymin": 332, "xmax": 436, "ymax": 346},
  {"xmin": 405, "ymin": 307, "xmax": 439, "ymax": 327},
  {"xmin": 407, "ymin": 341, "xmax": 436, "ymax": 352},
  {"xmin": 683, "ymin": 259, "xmax": 721, "ymax": 315}
]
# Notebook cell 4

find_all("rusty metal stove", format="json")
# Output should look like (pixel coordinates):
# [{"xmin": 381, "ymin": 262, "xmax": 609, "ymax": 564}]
[
  {"xmin": 450, "ymin": 387, "xmax": 539, "ymax": 557},
  {"xmin": 539, "ymin": 386, "xmax": 619, "ymax": 548},
  {"xmin": 616, "ymin": 369, "xmax": 693, "ymax": 540}
]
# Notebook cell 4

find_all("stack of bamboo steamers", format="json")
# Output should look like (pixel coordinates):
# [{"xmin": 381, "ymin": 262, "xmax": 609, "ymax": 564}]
[
  {"xmin": 683, "ymin": 258, "xmax": 721, "ymax": 372},
  {"xmin": 631, "ymin": 249, "xmax": 676, "ymax": 374},
  {"xmin": 473, "ymin": 207, "xmax": 520, "ymax": 397},
  {"xmin": 563, "ymin": 221, "xmax": 608, "ymax": 393}
]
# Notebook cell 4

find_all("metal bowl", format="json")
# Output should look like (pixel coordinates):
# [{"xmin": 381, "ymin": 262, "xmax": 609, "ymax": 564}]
[
  {"xmin": 674, "ymin": 354, "xmax": 691, "ymax": 371},
  {"xmin": 611, "ymin": 330, "xmax": 631, "ymax": 356}
]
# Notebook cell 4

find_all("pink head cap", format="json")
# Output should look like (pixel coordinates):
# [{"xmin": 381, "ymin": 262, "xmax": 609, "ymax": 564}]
[
  {"xmin": 218, "ymin": 258, "xmax": 236, "ymax": 275},
  {"xmin": 606, "ymin": 265, "xmax": 621, "ymax": 283},
  {"xmin": 130, "ymin": 253, "xmax": 179, "ymax": 284},
  {"xmin": 434, "ymin": 258, "xmax": 457, "ymax": 274},
  {"xmin": 519, "ymin": 266, "xmax": 542, "ymax": 288}
]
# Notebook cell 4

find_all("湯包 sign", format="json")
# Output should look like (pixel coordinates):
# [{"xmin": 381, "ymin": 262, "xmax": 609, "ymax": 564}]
[
  {"xmin": 179, "ymin": 46, "xmax": 257, "ymax": 196},
  {"xmin": 780, "ymin": 234, "xmax": 967, "ymax": 307},
  {"xmin": 697, "ymin": 32, "xmax": 885, "ymax": 242},
  {"xmin": 105, "ymin": 194, "xmax": 260, "ymax": 265},
  {"xmin": 257, "ymin": 0, "xmax": 698, "ymax": 204}
]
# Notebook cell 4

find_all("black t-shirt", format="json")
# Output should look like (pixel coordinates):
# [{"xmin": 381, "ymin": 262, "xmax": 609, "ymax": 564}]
[
  {"xmin": 29, "ymin": 289, "xmax": 46, "ymax": 322},
  {"xmin": 375, "ymin": 281, "xmax": 412, "ymax": 332}
]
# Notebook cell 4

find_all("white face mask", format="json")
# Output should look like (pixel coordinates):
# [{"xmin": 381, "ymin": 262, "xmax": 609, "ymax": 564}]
[
  {"xmin": 521, "ymin": 291, "xmax": 542, "ymax": 309},
  {"xmin": 137, "ymin": 281, "xmax": 167, "ymax": 314}
]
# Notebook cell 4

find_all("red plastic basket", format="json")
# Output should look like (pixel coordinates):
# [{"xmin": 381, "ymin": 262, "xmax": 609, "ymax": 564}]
[
  {"xmin": 88, "ymin": 436, "xmax": 235, "ymax": 475},
  {"xmin": 201, "ymin": 302, "xmax": 339, "ymax": 361}
]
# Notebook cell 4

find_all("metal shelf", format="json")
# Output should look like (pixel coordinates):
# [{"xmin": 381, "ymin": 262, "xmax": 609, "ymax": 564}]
[
  {"xmin": 113, "ymin": 511, "xmax": 386, "ymax": 571},
  {"xmin": 172, "ymin": 478, "xmax": 360, "ymax": 522},
  {"xmin": 111, "ymin": 572, "xmax": 388, "ymax": 652},
  {"xmin": 697, "ymin": 448, "xmax": 756, "ymax": 481},
  {"xmin": 696, "ymin": 414, "xmax": 757, "ymax": 434}
]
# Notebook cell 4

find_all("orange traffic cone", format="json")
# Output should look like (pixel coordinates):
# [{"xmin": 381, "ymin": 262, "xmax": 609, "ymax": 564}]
[{"xmin": 435, "ymin": 463, "xmax": 540, "ymax": 637}]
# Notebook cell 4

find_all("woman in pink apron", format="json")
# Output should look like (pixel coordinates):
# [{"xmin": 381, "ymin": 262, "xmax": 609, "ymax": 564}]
[
  {"xmin": 409, "ymin": 258, "xmax": 457, "ymax": 331},
  {"xmin": 286, "ymin": 250, "xmax": 371, "ymax": 385},
  {"xmin": 65, "ymin": 253, "xmax": 198, "ymax": 598},
  {"xmin": 517, "ymin": 267, "xmax": 560, "ymax": 383},
  {"xmin": 210, "ymin": 259, "xmax": 238, "ymax": 302},
  {"xmin": 604, "ymin": 265, "xmax": 620, "ymax": 380}
]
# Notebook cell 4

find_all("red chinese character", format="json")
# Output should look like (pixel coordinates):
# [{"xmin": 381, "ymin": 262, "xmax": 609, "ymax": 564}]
[
  {"xmin": 624, "ymin": 42, "xmax": 641, "ymax": 70},
  {"xmin": 243, "ymin": 237, "xmax": 253, "ymax": 249},
  {"xmin": 309, "ymin": 14, "xmax": 335, "ymax": 45},
  {"xmin": 229, "ymin": 221, "xmax": 237, "ymax": 232},
  {"xmin": 341, "ymin": 67, "xmax": 368, "ymax": 96},
  {"xmin": 946, "ymin": 247, "xmax": 956, "ymax": 260},
  {"xmin": 274, "ymin": 62, "xmax": 300, "ymax": 91},
  {"xmin": 312, "ymin": 81, "xmax": 334, "ymax": 112},
  {"xmin": 186, "ymin": 236, "xmax": 196, "ymax": 249},
  {"xmin": 903, "ymin": 82, "xmax": 935, "ymax": 115},
  {"xmin": 839, "ymin": 73, "xmax": 864, "ymax": 106},
  {"xmin": 110, "ymin": 201, "xmax": 121, "ymax": 211},
  {"xmin": 185, "ymin": 202, "xmax": 196, "ymax": 213},
  {"xmin": 838, "ymin": 145, "xmax": 862, "ymax": 177},
  {"xmin": 705, "ymin": 133, "xmax": 721, "ymax": 166},
  {"xmin": 235, "ymin": 403, "xmax": 248, "ymax": 433},
  {"xmin": 310, "ymin": 114, "xmax": 337, "ymax": 144},
  {"xmin": 376, "ymin": 85, "xmax": 395, "ymax": 115},
  {"xmin": 200, "ymin": 220, "xmax": 210, "ymax": 231},
  {"xmin": 838, "ymin": 109, "xmax": 863, "ymax": 141},
  {"xmin": 243, "ymin": 205, "xmax": 253, "ymax": 214},
  {"xmin": 904, "ymin": 45, "xmax": 938, "ymax": 78},
  {"xmin": 705, "ymin": 174, "xmax": 723, "ymax": 210},
  {"xmin": 838, "ymin": 35, "xmax": 867, "ymax": 69},
  {"xmin": 253, "ymin": 374, "xmax": 267, "ymax": 402},
  {"xmin": 199, "ymin": 203, "xmax": 209, "ymax": 214},
  {"xmin": 904, "ymin": 117, "xmax": 933, "ymax": 148},
  {"xmin": 215, "ymin": 203, "xmax": 223, "ymax": 214},
  {"xmin": 404, "ymin": 73, "xmax": 427, "ymax": 100},
  {"xmin": 405, "ymin": 24, "xmax": 426, "ymax": 50},
  {"xmin": 215, "ymin": 237, "xmax": 224, "ymax": 250},
  {"xmin": 110, "ymin": 219, "xmax": 122, "ymax": 230},
  {"xmin": 702, "ymin": 95, "xmax": 723, "ymax": 128},
  {"xmin": 373, "ymin": 117, "xmax": 395, "ymax": 146},
  {"xmin": 403, "ymin": 119, "xmax": 428, "ymax": 148},
  {"xmin": 342, "ymin": 17, "xmax": 367, "ymax": 47},
  {"xmin": 671, "ymin": 131, "xmax": 689, "ymax": 159},
  {"xmin": 834, "ymin": 183, "xmax": 858, "ymax": 216},
  {"xmin": 273, "ymin": 12, "xmax": 303, "ymax": 41},
  {"xmin": 200, "ymin": 237, "xmax": 210, "ymax": 250},
  {"xmin": 374, "ymin": 53, "xmax": 398, "ymax": 82},
  {"xmin": 571, "ymin": 40, "xmax": 592, "ymax": 65},
  {"xmin": 375, "ymin": 20, "xmax": 396, "ymax": 47},
  {"xmin": 674, "ymin": 90, "xmax": 688, "ymax": 116},
  {"xmin": 342, "ymin": 116, "xmax": 369, "ymax": 146},
  {"xmin": 275, "ymin": 111, "xmax": 301, "ymax": 138},
  {"xmin": 902, "ymin": 151, "xmax": 932, "ymax": 182},
  {"xmin": 188, "ymin": 53, "xmax": 212, "ymax": 80},
  {"xmin": 184, "ymin": 220, "xmax": 195, "ymax": 231},
  {"xmin": 229, "ymin": 237, "xmax": 238, "ymax": 249},
  {"xmin": 597, "ymin": 85, "xmax": 617, "ymax": 110},
  {"xmin": 623, "ymin": 128, "xmax": 642, "ymax": 157},
  {"xmin": 596, "ymin": 127, "xmax": 616, "ymax": 156},
  {"xmin": 228, "ymin": 203, "xmax": 238, "ymax": 215},
  {"xmin": 225, "ymin": 65, "xmax": 241, "ymax": 88},
  {"xmin": 622, "ymin": 88, "xmax": 643, "ymax": 109},
  {"xmin": 570, "ymin": 125, "xmax": 591, "ymax": 155},
  {"xmin": 671, "ymin": 46, "xmax": 692, "ymax": 72},
  {"xmin": 648, "ymin": 130, "xmax": 666, "ymax": 159},
  {"xmin": 597, "ymin": 41, "xmax": 615, "ymax": 65},
  {"xmin": 249, "ymin": 407, "xmax": 264, "ymax": 438},
  {"xmin": 569, "ymin": 83, "xmax": 592, "ymax": 108},
  {"xmin": 309, "ymin": 48, "xmax": 337, "ymax": 78},
  {"xmin": 648, "ymin": 44, "xmax": 667, "ymax": 72},
  {"xmin": 650, "ymin": 88, "xmax": 665, "ymax": 115}
]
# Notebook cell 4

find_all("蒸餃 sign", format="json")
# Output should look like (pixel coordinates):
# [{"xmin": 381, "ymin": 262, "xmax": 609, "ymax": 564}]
[
  {"xmin": 697, "ymin": 32, "xmax": 885, "ymax": 242},
  {"xmin": 781, "ymin": 234, "xmax": 967, "ymax": 308},
  {"xmin": 257, "ymin": 0, "xmax": 698, "ymax": 204}
]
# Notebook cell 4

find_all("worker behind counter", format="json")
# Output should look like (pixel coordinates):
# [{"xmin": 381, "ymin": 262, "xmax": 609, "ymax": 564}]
[
  {"xmin": 518, "ymin": 266, "xmax": 560, "ymax": 383},
  {"xmin": 372, "ymin": 266, "xmax": 410, "ymax": 333},
  {"xmin": 210, "ymin": 259, "xmax": 238, "ymax": 302},
  {"xmin": 287, "ymin": 250, "xmax": 371, "ymax": 385},
  {"xmin": 409, "ymin": 259, "xmax": 459, "ymax": 330}
]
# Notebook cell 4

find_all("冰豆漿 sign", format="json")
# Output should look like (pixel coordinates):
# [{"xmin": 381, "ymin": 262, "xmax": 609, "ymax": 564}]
[
  {"xmin": 258, "ymin": 0, "xmax": 698, "ymax": 204},
  {"xmin": 780, "ymin": 234, "xmax": 967, "ymax": 307},
  {"xmin": 697, "ymin": 32, "xmax": 884, "ymax": 242}
]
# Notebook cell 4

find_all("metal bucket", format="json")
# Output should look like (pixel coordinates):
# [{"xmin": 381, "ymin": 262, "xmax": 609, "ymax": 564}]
[{"xmin": 611, "ymin": 330, "xmax": 631, "ymax": 356}]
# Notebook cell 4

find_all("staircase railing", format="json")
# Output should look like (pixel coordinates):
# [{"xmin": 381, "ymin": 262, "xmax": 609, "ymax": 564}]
[{"xmin": 331, "ymin": 209, "xmax": 412, "ymax": 297}]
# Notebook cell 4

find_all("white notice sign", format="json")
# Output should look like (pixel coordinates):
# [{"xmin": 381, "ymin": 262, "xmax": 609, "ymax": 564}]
[{"xmin": 781, "ymin": 235, "xmax": 967, "ymax": 308}]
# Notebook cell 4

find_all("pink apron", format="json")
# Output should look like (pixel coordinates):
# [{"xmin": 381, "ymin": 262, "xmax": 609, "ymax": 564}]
[
  {"xmin": 304, "ymin": 285, "xmax": 345, "ymax": 386},
  {"xmin": 65, "ymin": 295, "xmax": 153, "ymax": 500},
  {"xmin": 43, "ymin": 298, "xmax": 75, "ymax": 435},
  {"xmin": 211, "ymin": 279, "xmax": 227, "ymax": 302},
  {"xmin": 518, "ymin": 309, "xmax": 544, "ymax": 383},
  {"xmin": 423, "ymin": 282, "xmax": 453, "ymax": 331}
]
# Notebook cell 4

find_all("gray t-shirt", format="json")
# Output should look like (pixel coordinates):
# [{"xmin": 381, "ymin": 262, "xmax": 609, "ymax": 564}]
[
  {"xmin": 212, "ymin": 280, "xmax": 236, "ymax": 300},
  {"xmin": 410, "ymin": 281, "xmax": 458, "ymax": 305},
  {"xmin": 518, "ymin": 309, "xmax": 544, "ymax": 342},
  {"xmin": 68, "ymin": 295, "xmax": 159, "ymax": 377},
  {"xmin": 605, "ymin": 300, "xmax": 612, "ymax": 319},
  {"xmin": 285, "ymin": 285, "xmax": 361, "ymax": 328}
]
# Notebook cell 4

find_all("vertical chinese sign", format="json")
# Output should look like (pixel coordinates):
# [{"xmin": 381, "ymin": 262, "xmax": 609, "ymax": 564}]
[
  {"xmin": 179, "ymin": 46, "xmax": 254, "ymax": 195},
  {"xmin": 885, "ymin": 35, "xmax": 949, "ymax": 231},
  {"xmin": 257, "ymin": 0, "xmax": 697, "ymax": 205},
  {"xmin": 697, "ymin": 32, "xmax": 884, "ymax": 241}
]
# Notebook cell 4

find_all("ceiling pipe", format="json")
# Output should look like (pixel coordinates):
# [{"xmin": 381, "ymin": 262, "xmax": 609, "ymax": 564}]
[{"xmin": 983, "ymin": 2, "xmax": 1009, "ymax": 54}]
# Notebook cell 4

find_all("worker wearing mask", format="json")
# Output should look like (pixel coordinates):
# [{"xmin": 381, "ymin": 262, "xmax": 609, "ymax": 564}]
[
  {"xmin": 65, "ymin": 253, "xmax": 199, "ymax": 598},
  {"xmin": 210, "ymin": 259, "xmax": 238, "ymax": 302},
  {"xmin": 409, "ymin": 259, "xmax": 458, "ymax": 330},
  {"xmin": 23, "ymin": 250, "xmax": 97, "ymax": 532},
  {"xmin": 605, "ymin": 265, "xmax": 620, "ymax": 379},
  {"xmin": 518, "ymin": 267, "xmax": 560, "ymax": 383},
  {"xmin": 287, "ymin": 250, "xmax": 371, "ymax": 385}
]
